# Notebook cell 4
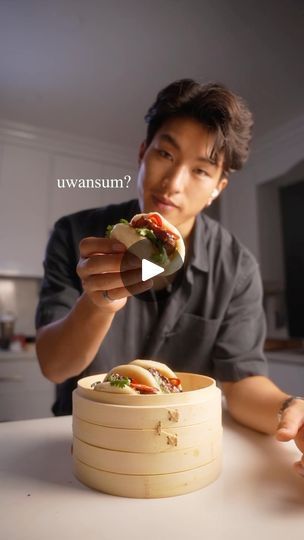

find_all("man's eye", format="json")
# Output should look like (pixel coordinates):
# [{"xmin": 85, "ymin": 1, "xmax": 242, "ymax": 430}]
[
  {"xmin": 194, "ymin": 168, "xmax": 209, "ymax": 177},
  {"xmin": 158, "ymin": 149, "xmax": 172, "ymax": 159}
]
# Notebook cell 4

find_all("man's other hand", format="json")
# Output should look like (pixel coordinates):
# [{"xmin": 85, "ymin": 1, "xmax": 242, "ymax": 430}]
[{"xmin": 276, "ymin": 398, "xmax": 304, "ymax": 478}]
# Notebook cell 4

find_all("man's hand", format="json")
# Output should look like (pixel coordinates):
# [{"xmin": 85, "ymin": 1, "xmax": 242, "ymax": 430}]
[
  {"xmin": 222, "ymin": 377, "xmax": 304, "ymax": 479},
  {"xmin": 276, "ymin": 398, "xmax": 304, "ymax": 477},
  {"xmin": 77, "ymin": 236, "xmax": 153, "ymax": 313}
]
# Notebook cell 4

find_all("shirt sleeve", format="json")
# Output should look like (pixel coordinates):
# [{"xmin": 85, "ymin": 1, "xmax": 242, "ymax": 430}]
[
  {"xmin": 35, "ymin": 217, "xmax": 81, "ymax": 329},
  {"xmin": 212, "ymin": 251, "xmax": 269, "ymax": 381}
]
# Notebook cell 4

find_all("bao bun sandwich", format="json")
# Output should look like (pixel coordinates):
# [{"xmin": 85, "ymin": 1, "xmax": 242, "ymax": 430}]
[
  {"xmin": 106, "ymin": 212, "xmax": 185, "ymax": 276},
  {"xmin": 92, "ymin": 359, "xmax": 183, "ymax": 394}
]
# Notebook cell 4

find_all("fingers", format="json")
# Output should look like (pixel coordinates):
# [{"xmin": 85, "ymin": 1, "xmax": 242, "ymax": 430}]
[
  {"xmin": 83, "ymin": 268, "xmax": 144, "ymax": 293},
  {"xmin": 88, "ymin": 279, "xmax": 153, "ymax": 309},
  {"xmin": 77, "ymin": 254, "xmax": 120, "ymax": 280},
  {"xmin": 293, "ymin": 456, "xmax": 304, "ymax": 478},
  {"xmin": 294, "ymin": 423, "xmax": 304, "ymax": 454},
  {"xmin": 77, "ymin": 235, "xmax": 151, "ymax": 311},
  {"xmin": 104, "ymin": 279, "xmax": 154, "ymax": 301},
  {"xmin": 77, "ymin": 252, "xmax": 141, "ymax": 280},
  {"xmin": 276, "ymin": 405, "xmax": 304, "ymax": 442},
  {"xmin": 79, "ymin": 236, "xmax": 126, "ymax": 257}
]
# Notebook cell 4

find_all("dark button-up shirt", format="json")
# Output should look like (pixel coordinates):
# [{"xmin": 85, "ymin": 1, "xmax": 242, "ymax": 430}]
[{"xmin": 36, "ymin": 198, "xmax": 268, "ymax": 415}]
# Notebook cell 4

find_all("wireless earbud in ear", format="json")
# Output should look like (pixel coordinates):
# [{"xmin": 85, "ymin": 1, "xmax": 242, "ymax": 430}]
[{"xmin": 211, "ymin": 188, "xmax": 219, "ymax": 199}]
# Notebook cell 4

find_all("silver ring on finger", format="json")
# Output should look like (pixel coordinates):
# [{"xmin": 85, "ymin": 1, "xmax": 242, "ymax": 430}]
[{"xmin": 102, "ymin": 290, "xmax": 115, "ymax": 303}]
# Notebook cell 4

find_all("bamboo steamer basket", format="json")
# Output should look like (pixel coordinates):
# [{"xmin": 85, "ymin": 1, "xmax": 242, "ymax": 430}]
[
  {"xmin": 73, "ymin": 435, "xmax": 221, "ymax": 474},
  {"xmin": 73, "ymin": 416, "xmax": 220, "ymax": 453},
  {"xmin": 74, "ymin": 458, "xmax": 221, "ymax": 499},
  {"xmin": 72, "ymin": 372, "xmax": 222, "ymax": 498}
]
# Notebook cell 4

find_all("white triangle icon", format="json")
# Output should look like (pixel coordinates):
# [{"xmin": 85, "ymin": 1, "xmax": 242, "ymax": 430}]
[{"xmin": 142, "ymin": 259, "xmax": 164, "ymax": 281}]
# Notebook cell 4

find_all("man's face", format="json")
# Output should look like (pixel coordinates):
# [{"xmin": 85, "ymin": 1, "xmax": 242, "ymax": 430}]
[{"xmin": 137, "ymin": 116, "xmax": 228, "ymax": 237}]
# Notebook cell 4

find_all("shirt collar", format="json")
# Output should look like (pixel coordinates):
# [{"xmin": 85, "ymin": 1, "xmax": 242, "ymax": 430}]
[{"xmin": 188, "ymin": 212, "xmax": 209, "ymax": 273}]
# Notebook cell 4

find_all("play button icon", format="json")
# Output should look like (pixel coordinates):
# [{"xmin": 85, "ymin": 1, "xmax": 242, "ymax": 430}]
[
  {"xmin": 142, "ymin": 259, "xmax": 164, "ymax": 282},
  {"xmin": 119, "ymin": 239, "xmax": 185, "ymax": 302}
]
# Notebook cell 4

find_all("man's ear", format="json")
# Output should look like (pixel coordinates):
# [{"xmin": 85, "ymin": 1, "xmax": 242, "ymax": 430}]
[
  {"xmin": 138, "ymin": 140, "xmax": 147, "ymax": 164},
  {"xmin": 218, "ymin": 177, "xmax": 228, "ymax": 194},
  {"xmin": 209, "ymin": 177, "xmax": 228, "ymax": 205}
]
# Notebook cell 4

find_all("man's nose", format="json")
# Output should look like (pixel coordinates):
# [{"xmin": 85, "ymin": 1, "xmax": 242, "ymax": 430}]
[{"xmin": 162, "ymin": 164, "xmax": 187, "ymax": 191}]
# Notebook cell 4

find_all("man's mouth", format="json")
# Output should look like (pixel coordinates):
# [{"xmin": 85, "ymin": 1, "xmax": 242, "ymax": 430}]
[{"xmin": 152, "ymin": 194, "xmax": 179, "ymax": 210}]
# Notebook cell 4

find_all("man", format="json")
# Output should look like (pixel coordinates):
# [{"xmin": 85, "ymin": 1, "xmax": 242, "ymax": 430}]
[{"xmin": 36, "ymin": 79, "xmax": 304, "ymax": 477}]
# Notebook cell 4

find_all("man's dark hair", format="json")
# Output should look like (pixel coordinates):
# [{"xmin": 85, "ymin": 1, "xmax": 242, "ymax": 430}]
[{"xmin": 144, "ymin": 79, "xmax": 253, "ymax": 173}]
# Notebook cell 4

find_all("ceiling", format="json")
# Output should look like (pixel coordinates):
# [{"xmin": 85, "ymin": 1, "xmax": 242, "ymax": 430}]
[{"xmin": 0, "ymin": 0, "xmax": 303, "ymax": 150}]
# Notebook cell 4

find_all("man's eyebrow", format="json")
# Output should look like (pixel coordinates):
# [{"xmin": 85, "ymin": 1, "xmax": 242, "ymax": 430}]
[
  {"xmin": 159, "ymin": 133, "xmax": 180, "ymax": 150},
  {"xmin": 159, "ymin": 133, "xmax": 218, "ymax": 166},
  {"xmin": 197, "ymin": 155, "xmax": 218, "ymax": 166}
]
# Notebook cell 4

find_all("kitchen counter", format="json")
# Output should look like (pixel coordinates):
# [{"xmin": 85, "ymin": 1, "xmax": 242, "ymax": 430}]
[
  {"xmin": 0, "ymin": 350, "xmax": 54, "ymax": 420},
  {"xmin": 0, "ymin": 348, "xmax": 36, "ymax": 360},
  {"xmin": 0, "ymin": 412, "xmax": 303, "ymax": 540}
]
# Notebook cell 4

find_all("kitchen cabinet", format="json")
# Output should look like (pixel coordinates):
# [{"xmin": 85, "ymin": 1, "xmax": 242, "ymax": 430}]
[
  {"xmin": 0, "ymin": 143, "xmax": 49, "ymax": 277},
  {"xmin": 0, "ymin": 351, "xmax": 54, "ymax": 421}
]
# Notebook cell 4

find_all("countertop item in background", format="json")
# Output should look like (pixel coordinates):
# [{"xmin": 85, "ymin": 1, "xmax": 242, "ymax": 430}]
[
  {"xmin": 0, "ymin": 312, "xmax": 15, "ymax": 350},
  {"xmin": 264, "ymin": 338, "xmax": 304, "ymax": 351},
  {"xmin": 0, "ymin": 335, "xmax": 36, "ymax": 353},
  {"xmin": 0, "ymin": 278, "xmax": 39, "ymax": 337}
]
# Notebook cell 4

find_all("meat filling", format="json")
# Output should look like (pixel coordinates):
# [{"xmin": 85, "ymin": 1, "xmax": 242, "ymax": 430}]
[
  {"xmin": 148, "ymin": 368, "xmax": 182, "ymax": 393},
  {"xmin": 131, "ymin": 216, "xmax": 178, "ymax": 256}
]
